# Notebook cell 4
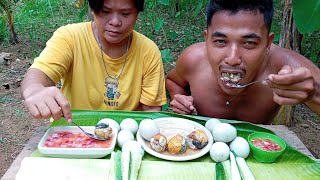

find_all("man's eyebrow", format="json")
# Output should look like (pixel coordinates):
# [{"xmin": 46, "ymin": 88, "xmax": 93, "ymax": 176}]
[
  {"xmin": 211, "ymin": 32, "xmax": 226, "ymax": 38},
  {"xmin": 243, "ymin": 33, "xmax": 261, "ymax": 40}
]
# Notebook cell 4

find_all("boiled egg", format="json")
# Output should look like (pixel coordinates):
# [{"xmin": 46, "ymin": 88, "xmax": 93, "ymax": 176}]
[
  {"xmin": 211, "ymin": 123, "xmax": 237, "ymax": 143},
  {"xmin": 120, "ymin": 118, "xmax": 139, "ymax": 134},
  {"xmin": 210, "ymin": 142, "xmax": 230, "ymax": 162},
  {"xmin": 229, "ymin": 136, "xmax": 250, "ymax": 158},
  {"xmin": 138, "ymin": 119, "xmax": 160, "ymax": 141},
  {"xmin": 205, "ymin": 118, "xmax": 221, "ymax": 133},
  {"xmin": 117, "ymin": 129, "xmax": 134, "ymax": 148}
]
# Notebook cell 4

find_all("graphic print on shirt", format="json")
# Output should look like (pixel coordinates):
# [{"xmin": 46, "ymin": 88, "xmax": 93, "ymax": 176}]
[{"xmin": 104, "ymin": 77, "xmax": 120, "ymax": 107}]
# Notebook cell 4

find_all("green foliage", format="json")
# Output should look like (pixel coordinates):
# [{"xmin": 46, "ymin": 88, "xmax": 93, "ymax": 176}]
[
  {"xmin": 0, "ymin": 0, "xmax": 319, "ymax": 66},
  {"xmin": 0, "ymin": 0, "xmax": 84, "ymax": 57},
  {"xmin": 293, "ymin": 0, "xmax": 320, "ymax": 34}
]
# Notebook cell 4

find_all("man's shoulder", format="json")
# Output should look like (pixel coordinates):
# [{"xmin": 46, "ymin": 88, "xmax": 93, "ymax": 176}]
[
  {"xmin": 268, "ymin": 44, "xmax": 309, "ymax": 67},
  {"xmin": 177, "ymin": 42, "xmax": 207, "ymax": 66}
]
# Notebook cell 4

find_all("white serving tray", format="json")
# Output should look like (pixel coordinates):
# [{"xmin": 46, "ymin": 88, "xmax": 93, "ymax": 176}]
[{"xmin": 38, "ymin": 126, "xmax": 117, "ymax": 158}]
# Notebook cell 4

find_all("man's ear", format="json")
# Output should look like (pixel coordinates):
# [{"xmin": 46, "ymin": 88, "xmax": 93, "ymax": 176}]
[
  {"xmin": 204, "ymin": 29, "xmax": 208, "ymax": 40},
  {"xmin": 267, "ymin": 32, "xmax": 274, "ymax": 49}
]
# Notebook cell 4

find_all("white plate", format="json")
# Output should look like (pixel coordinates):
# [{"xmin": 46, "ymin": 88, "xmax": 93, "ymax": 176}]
[
  {"xmin": 136, "ymin": 117, "xmax": 213, "ymax": 161},
  {"xmin": 38, "ymin": 126, "xmax": 118, "ymax": 158}
]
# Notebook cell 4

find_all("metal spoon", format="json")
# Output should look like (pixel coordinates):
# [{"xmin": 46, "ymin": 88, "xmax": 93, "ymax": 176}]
[
  {"xmin": 71, "ymin": 121, "xmax": 107, "ymax": 141},
  {"xmin": 226, "ymin": 80, "xmax": 266, "ymax": 89}
]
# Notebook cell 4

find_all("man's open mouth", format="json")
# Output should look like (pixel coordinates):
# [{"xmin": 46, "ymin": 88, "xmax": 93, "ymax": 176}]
[{"xmin": 220, "ymin": 72, "xmax": 242, "ymax": 86}]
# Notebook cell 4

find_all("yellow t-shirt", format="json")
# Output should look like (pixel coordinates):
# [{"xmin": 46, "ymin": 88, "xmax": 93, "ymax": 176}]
[{"xmin": 30, "ymin": 22, "xmax": 167, "ymax": 110}]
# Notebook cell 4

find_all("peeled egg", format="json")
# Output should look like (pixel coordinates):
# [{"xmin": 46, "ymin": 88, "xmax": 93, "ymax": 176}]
[
  {"xmin": 229, "ymin": 136, "xmax": 250, "ymax": 158},
  {"xmin": 122, "ymin": 140, "xmax": 144, "ymax": 156},
  {"xmin": 211, "ymin": 123, "xmax": 237, "ymax": 143},
  {"xmin": 210, "ymin": 142, "xmax": 230, "ymax": 162},
  {"xmin": 117, "ymin": 129, "xmax": 134, "ymax": 148},
  {"xmin": 205, "ymin": 118, "xmax": 221, "ymax": 133},
  {"xmin": 120, "ymin": 118, "xmax": 139, "ymax": 134},
  {"xmin": 138, "ymin": 119, "xmax": 160, "ymax": 141},
  {"xmin": 98, "ymin": 118, "xmax": 120, "ymax": 131}
]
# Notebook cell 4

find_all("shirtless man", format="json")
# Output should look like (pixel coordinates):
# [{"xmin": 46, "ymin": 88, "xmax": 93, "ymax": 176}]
[{"xmin": 166, "ymin": 0, "xmax": 320, "ymax": 124}]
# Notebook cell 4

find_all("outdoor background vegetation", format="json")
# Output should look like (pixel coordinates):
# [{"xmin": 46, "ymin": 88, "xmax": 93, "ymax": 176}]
[{"xmin": 0, "ymin": 0, "xmax": 319, "ymax": 72}]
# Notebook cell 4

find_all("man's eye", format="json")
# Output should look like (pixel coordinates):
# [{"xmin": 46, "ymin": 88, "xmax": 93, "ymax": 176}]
[
  {"xmin": 215, "ymin": 40, "xmax": 226, "ymax": 44},
  {"xmin": 244, "ymin": 41, "xmax": 256, "ymax": 46},
  {"xmin": 122, "ymin": 12, "xmax": 130, "ymax": 16}
]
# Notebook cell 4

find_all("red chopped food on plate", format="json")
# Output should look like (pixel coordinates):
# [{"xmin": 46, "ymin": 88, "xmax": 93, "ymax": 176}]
[
  {"xmin": 43, "ymin": 131, "xmax": 112, "ymax": 148},
  {"xmin": 251, "ymin": 138, "xmax": 282, "ymax": 151}
]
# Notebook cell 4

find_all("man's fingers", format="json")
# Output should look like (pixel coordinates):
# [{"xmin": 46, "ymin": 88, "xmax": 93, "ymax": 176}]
[
  {"xmin": 272, "ymin": 89, "xmax": 309, "ymax": 102},
  {"xmin": 170, "ymin": 100, "xmax": 193, "ymax": 114},
  {"xmin": 269, "ymin": 67, "xmax": 312, "ymax": 85},
  {"xmin": 172, "ymin": 107, "xmax": 191, "ymax": 115},
  {"xmin": 272, "ymin": 92, "xmax": 301, "ymax": 105},
  {"xmin": 174, "ymin": 94, "xmax": 195, "ymax": 111}
]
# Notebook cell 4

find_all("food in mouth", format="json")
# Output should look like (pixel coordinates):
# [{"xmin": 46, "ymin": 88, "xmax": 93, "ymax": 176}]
[{"xmin": 220, "ymin": 72, "xmax": 242, "ymax": 87}]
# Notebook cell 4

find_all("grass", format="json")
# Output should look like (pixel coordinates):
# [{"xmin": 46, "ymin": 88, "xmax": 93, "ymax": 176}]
[{"xmin": 0, "ymin": 0, "xmax": 319, "ymax": 67}]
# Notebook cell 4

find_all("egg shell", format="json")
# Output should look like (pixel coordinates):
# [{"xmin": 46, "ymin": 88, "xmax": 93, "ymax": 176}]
[
  {"xmin": 229, "ymin": 136, "xmax": 250, "ymax": 158},
  {"xmin": 138, "ymin": 119, "xmax": 160, "ymax": 141},
  {"xmin": 98, "ymin": 118, "xmax": 120, "ymax": 131},
  {"xmin": 120, "ymin": 118, "xmax": 139, "ymax": 134},
  {"xmin": 122, "ymin": 140, "xmax": 144, "ymax": 156},
  {"xmin": 205, "ymin": 118, "xmax": 221, "ymax": 133},
  {"xmin": 211, "ymin": 123, "xmax": 237, "ymax": 143},
  {"xmin": 210, "ymin": 142, "xmax": 230, "ymax": 162},
  {"xmin": 117, "ymin": 129, "xmax": 134, "ymax": 148}
]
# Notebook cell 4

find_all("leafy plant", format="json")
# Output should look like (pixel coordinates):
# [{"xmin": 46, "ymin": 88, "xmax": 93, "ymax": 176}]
[
  {"xmin": 0, "ymin": 0, "xmax": 18, "ymax": 43},
  {"xmin": 293, "ymin": 0, "xmax": 320, "ymax": 34}
]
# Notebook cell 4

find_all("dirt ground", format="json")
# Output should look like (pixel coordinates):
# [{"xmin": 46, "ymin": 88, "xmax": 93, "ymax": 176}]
[{"xmin": 0, "ymin": 45, "xmax": 320, "ymax": 178}]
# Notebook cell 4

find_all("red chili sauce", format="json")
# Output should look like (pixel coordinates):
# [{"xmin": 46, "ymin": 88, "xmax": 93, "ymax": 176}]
[
  {"xmin": 251, "ymin": 138, "xmax": 282, "ymax": 151},
  {"xmin": 43, "ymin": 132, "xmax": 112, "ymax": 148}
]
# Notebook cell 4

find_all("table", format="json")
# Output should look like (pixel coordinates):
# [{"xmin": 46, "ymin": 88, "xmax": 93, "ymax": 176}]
[{"xmin": 0, "ymin": 124, "xmax": 315, "ymax": 180}]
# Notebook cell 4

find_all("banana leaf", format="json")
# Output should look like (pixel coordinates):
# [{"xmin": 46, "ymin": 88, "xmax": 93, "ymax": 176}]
[{"xmin": 32, "ymin": 109, "xmax": 320, "ymax": 179}]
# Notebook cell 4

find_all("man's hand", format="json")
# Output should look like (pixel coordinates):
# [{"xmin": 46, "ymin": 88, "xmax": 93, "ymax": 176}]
[
  {"xmin": 24, "ymin": 86, "xmax": 72, "ymax": 122},
  {"xmin": 265, "ymin": 65, "xmax": 315, "ymax": 105},
  {"xmin": 170, "ymin": 94, "xmax": 197, "ymax": 115}
]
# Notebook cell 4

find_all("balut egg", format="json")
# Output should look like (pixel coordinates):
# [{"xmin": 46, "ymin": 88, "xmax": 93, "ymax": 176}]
[
  {"xmin": 186, "ymin": 129, "xmax": 208, "ymax": 149},
  {"xmin": 167, "ymin": 134, "xmax": 187, "ymax": 154},
  {"xmin": 98, "ymin": 118, "xmax": 120, "ymax": 132},
  {"xmin": 150, "ymin": 133, "xmax": 167, "ymax": 152},
  {"xmin": 94, "ymin": 123, "xmax": 113, "ymax": 140}
]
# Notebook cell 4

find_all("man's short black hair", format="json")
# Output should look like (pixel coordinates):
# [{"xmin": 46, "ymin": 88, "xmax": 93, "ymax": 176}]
[
  {"xmin": 89, "ymin": 0, "xmax": 144, "ymax": 14},
  {"xmin": 206, "ymin": 0, "xmax": 274, "ymax": 32}
]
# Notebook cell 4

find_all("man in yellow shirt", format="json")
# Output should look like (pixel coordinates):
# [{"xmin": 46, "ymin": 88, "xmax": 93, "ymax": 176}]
[{"xmin": 21, "ymin": 0, "xmax": 167, "ymax": 122}]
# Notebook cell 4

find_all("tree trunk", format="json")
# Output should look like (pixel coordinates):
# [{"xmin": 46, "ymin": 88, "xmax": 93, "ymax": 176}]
[
  {"xmin": 6, "ymin": 9, "xmax": 18, "ymax": 43},
  {"xmin": 274, "ymin": 0, "xmax": 302, "ymax": 126}
]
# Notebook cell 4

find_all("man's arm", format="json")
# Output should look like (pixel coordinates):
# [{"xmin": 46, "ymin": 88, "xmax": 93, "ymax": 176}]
[
  {"xmin": 165, "ymin": 50, "xmax": 199, "ymax": 115},
  {"xmin": 21, "ymin": 69, "xmax": 72, "ymax": 121}
]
